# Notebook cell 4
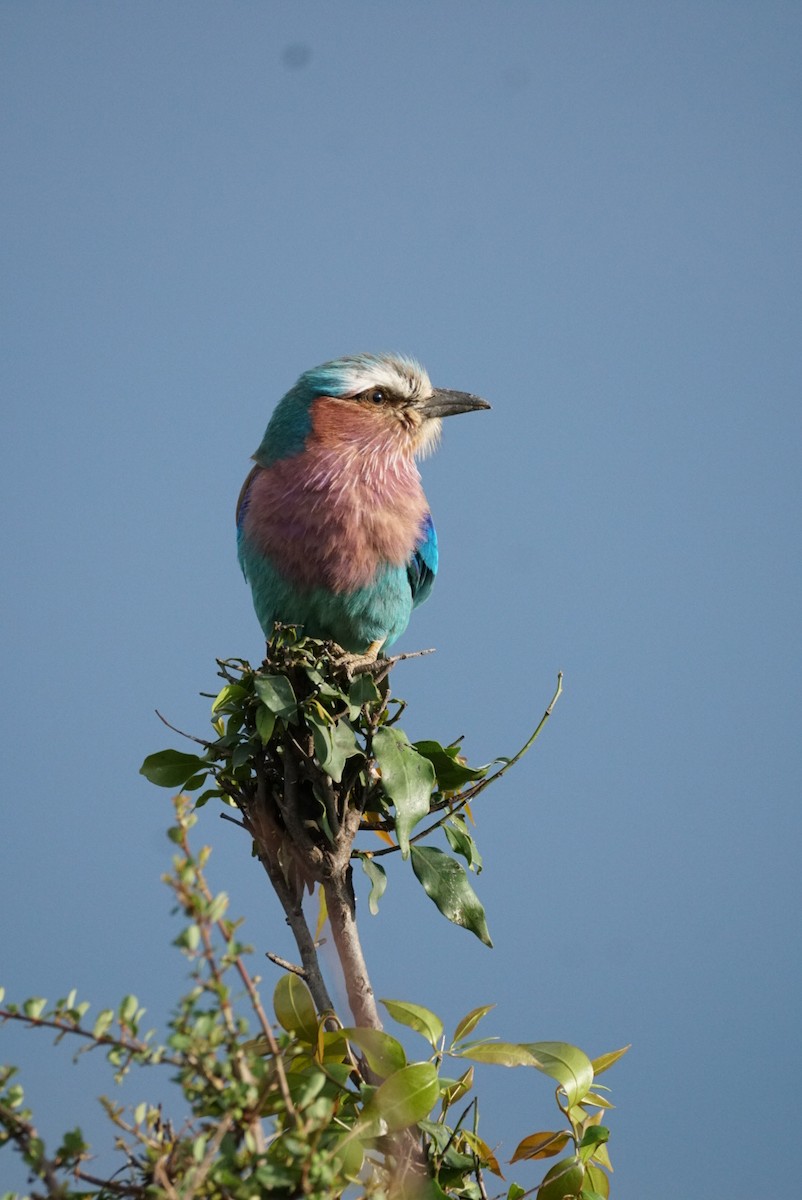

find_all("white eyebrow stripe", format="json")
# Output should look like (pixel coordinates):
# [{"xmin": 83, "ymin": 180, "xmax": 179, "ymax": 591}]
[{"xmin": 339, "ymin": 357, "xmax": 432, "ymax": 403}]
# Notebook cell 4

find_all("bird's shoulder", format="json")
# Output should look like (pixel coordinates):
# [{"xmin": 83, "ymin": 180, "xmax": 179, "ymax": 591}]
[
  {"xmin": 236, "ymin": 463, "xmax": 263, "ymax": 529},
  {"xmin": 408, "ymin": 512, "xmax": 438, "ymax": 607}
]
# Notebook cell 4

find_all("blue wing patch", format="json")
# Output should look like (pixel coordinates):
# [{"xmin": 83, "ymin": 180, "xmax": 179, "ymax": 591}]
[
  {"xmin": 236, "ymin": 465, "xmax": 262, "ymax": 579},
  {"xmin": 408, "ymin": 512, "xmax": 438, "ymax": 608}
]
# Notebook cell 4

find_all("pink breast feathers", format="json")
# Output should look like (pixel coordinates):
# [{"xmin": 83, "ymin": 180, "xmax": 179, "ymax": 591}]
[{"xmin": 243, "ymin": 399, "xmax": 430, "ymax": 594}]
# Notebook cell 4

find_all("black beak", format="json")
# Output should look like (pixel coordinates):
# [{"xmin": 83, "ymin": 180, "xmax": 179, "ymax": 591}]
[{"xmin": 421, "ymin": 388, "xmax": 491, "ymax": 418}]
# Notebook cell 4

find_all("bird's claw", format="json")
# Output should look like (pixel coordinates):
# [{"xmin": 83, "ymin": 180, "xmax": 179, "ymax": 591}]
[
  {"xmin": 328, "ymin": 640, "xmax": 386, "ymax": 680},
  {"xmin": 328, "ymin": 642, "xmax": 436, "ymax": 683}
]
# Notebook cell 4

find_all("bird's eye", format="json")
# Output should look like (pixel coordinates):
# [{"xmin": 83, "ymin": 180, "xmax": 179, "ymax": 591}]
[{"xmin": 369, "ymin": 388, "xmax": 386, "ymax": 404}]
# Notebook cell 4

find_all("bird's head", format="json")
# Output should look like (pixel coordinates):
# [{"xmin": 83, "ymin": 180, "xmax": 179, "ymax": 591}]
[{"xmin": 254, "ymin": 353, "xmax": 490, "ymax": 467}]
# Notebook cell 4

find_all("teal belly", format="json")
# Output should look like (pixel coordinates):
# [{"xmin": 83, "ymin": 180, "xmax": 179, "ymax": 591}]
[{"xmin": 240, "ymin": 541, "xmax": 413, "ymax": 652}]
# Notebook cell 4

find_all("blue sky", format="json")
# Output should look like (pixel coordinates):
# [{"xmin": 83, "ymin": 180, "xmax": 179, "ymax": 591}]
[{"xmin": 2, "ymin": 3, "xmax": 800, "ymax": 1196}]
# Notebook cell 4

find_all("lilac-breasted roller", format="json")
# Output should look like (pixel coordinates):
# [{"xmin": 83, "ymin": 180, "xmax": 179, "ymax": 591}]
[{"xmin": 236, "ymin": 353, "xmax": 490, "ymax": 656}]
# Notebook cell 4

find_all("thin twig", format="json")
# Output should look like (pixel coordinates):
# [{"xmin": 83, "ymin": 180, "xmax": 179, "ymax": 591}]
[
  {"xmin": 360, "ymin": 672, "xmax": 564, "ymax": 859},
  {"xmin": 152, "ymin": 1157, "xmax": 180, "ymax": 1200},
  {"xmin": 154, "ymin": 710, "xmax": 212, "ymax": 749},
  {"xmin": 437, "ymin": 1097, "xmax": 477, "ymax": 1167},
  {"xmin": 179, "ymin": 821, "xmax": 296, "ymax": 1134},
  {"xmin": 459, "ymin": 671, "xmax": 563, "ymax": 800},
  {"xmin": 257, "ymin": 847, "xmax": 336, "ymax": 1016},
  {"xmin": 73, "ymin": 1167, "xmax": 139, "ymax": 1196},
  {"xmin": 0, "ymin": 1008, "xmax": 180, "ymax": 1066},
  {"xmin": 0, "ymin": 1101, "xmax": 70, "ymax": 1198},
  {"xmin": 219, "ymin": 811, "xmax": 247, "ymax": 831},
  {"xmin": 266, "ymin": 952, "xmax": 307, "ymax": 977},
  {"xmin": 180, "ymin": 1114, "xmax": 234, "ymax": 1200}
]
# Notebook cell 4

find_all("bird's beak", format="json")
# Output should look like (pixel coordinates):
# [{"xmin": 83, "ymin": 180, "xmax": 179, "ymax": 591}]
[{"xmin": 421, "ymin": 389, "xmax": 491, "ymax": 419}]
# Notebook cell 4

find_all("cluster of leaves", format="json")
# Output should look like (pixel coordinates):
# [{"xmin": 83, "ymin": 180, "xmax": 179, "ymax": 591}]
[
  {"xmin": 2, "ymin": 632, "xmax": 628, "ymax": 1198},
  {"xmin": 259, "ymin": 976, "xmax": 627, "ymax": 1200},
  {"xmin": 1, "ymin": 799, "xmax": 626, "ymax": 1200},
  {"xmin": 141, "ymin": 627, "xmax": 504, "ymax": 945}
]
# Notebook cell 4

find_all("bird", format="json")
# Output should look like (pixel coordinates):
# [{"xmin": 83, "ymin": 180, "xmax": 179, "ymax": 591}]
[{"xmin": 236, "ymin": 352, "xmax": 490, "ymax": 658}]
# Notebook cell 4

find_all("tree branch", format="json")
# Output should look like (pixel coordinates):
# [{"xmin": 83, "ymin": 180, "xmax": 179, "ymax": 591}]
[{"xmin": 322, "ymin": 807, "xmax": 383, "ymax": 1031}]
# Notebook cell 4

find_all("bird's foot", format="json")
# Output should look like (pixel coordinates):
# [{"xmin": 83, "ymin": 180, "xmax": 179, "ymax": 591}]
[
  {"xmin": 329, "ymin": 640, "xmax": 386, "ymax": 679},
  {"xmin": 328, "ymin": 642, "xmax": 436, "ymax": 682}
]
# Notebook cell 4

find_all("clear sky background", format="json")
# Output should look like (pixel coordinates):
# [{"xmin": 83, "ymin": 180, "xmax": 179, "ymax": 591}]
[{"xmin": 2, "ymin": 4, "xmax": 800, "ymax": 1197}]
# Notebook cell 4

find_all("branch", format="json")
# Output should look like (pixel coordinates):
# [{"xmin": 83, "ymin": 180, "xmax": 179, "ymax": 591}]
[
  {"xmin": 0, "ymin": 1007, "xmax": 179, "ymax": 1067},
  {"xmin": 360, "ymin": 672, "xmax": 564, "ymax": 859},
  {"xmin": 176, "ymin": 1114, "xmax": 233, "ymax": 1200},
  {"xmin": 0, "ymin": 1100, "xmax": 70, "ymax": 1198},
  {"xmin": 460, "ymin": 670, "xmax": 563, "ymax": 800},
  {"xmin": 322, "ymin": 807, "xmax": 383, "ymax": 1031},
  {"xmin": 265, "ymin": 952, "xmax": 308, "ymax": 976},
  {"xmin": 154, "ymin": 709, "xmax": 212, "ymax": 749},
  {"xmin": 174, "ymin": 819, "xmax": 287, "ymax": 1143},
  {"xmin": 243, "ymin": 755, "xmax": 335, "ymax": 1017},
  {"xmin": 256, "ymin": 846, "xmax": 336, "ymax": 1017}
]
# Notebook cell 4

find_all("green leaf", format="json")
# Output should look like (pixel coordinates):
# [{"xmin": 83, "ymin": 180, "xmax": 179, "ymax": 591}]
[
  {"xmin": 524, "ymin": 1042, "xmax": 594, "ymax": 1108},
  {"xmin": 588, "ymin": 1141, "xmax": 612, "ymax": 1172},
  {"xmin": 93, "ymin": 1009, "xmax": 114, "ymax": 1038},
  {"xmin": 231, "ymin": 742, "xmax": 253, "ymax": 770},
  {"xmin": 22, "ymin": 997, "xmax": 46, "ymax": 1020},
  {"xmin": 175, "ymin": 923, "xmax": 200, "ymax": 952},
  {"xmin": 139, "ymin": 750, "xmax": 207, "ymax": 788},
  {"xmin": 191, "ymin": 1134, "xmax": 207, "ymax": 1162},
  {"xmin": 328, "ymin": 717, "xmax": 360, "ymax": 779},
  {"xmin": 584, "ymin": 1164, "xmax": 610, "ymax": 1199},
  {"xmin": 579, "ymin": 1126, "xmax": 609, "ymax": 1163},
  {"xmin": 194, "ymin": 788, "xmax": 222, "ymax": 808},
  {"xmin": 444, "ymin": 818, "xmax": 483, "ymax": 872},
  {"xmin": 418, "ymin": 1119, "xmax": 452, "ymax": 1154},
  {"xmin": 57, "ymin": 1128, "xmax": 88, "ymax": 1160},
  {"xmin": 360, "ymin": 855, "xmax": 388, "ymax": 915},
  {"xmin": 253, "ymin": 1160, "xmax": 300, "ymax": 1190},
  {"xmin": 461, "ymin": 1129, "xmax": 504, "ymax": 1177},
  {"xmin": 273, "ymin": 975, "xmax": 318, "ymax": 1043},
  {"xmin": 456, "ymin": 1040, "xmax": 539, "ymax": 1068},
  {"xmin": 309, "ymin": 713, "xmax": 359, "ymax": 782},
  {"xmin": 453, "ymin": 1004, "xmax": 495, "ymax": 1044},
  {"xmin": 414, "ymin": 1176, "xmax": 451, "ymax": 1200},
  {"xmin": 255, "ymin": 704, "xmax": 276, "ymax": 744},
  {"xmin": 309, "ymin": 715, "xmax": 333, "ymax": 771},
  {"xmin": 180, "ymin": 772, "xmax": 207, "ymax": 792},
  {"xmin": 511, "ymin": 1131, "xmax": 572, "ymax": 1163},
  {"xmin": 330, "ymin": 1131, "xmax": 365, "ymax": 1179},
  {"xmin": 211, "ymin": 683, "xmax": 247, "ymax": 713},
  {"xmin": 410, "ymin": 846, "xmax": 492, "ymax": 947},
  {"xmin": 508, "ymin": 1186, "xmax": 526, "ymax": 1200},
  {"xmin": 206, "ymin": 892, "xmax": 228, "ymax": 922},
  {"xmin": 288, "ymin": 1067, "xmax": 327, "ymax": 1111},
  {"xmin": 413, "ymin": 739, "xmax": 489, "ymax": 790},
  {"xmin": 364, "ymin": 1062, "xmax": 439, "ymax": 1131},
  {"xmin": 440, "ymin": 1065, "xmax": 474, "ymax": 1107},
  {"xmin": 119, "ymin": 995, "xmax": 139, "ymax": 1024},
  {"xmin": 380, "ymin": 999, "xmax": 444, "ymax": 1049},
  {"xmin": 537, "ymin": 1156, "xmax": 585, "ymax": 1200},
  {"xmin": 348, "ymin": 673, "xmax": 381, "ymax": 709},
  {"xmin": 341, "ymin": 1027, "xmax": 407, "ymax": 1078},
  {"xmin": 590, "ymin": 1045, "xmax": 630, "ymax": 1077},
  {"xmin": 254, "ymin": 674, "xmax": 298, "ymax": 722},
  {"xmin": 373, "ymin": 727, "xmax": 434, "ymax": 858}
]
